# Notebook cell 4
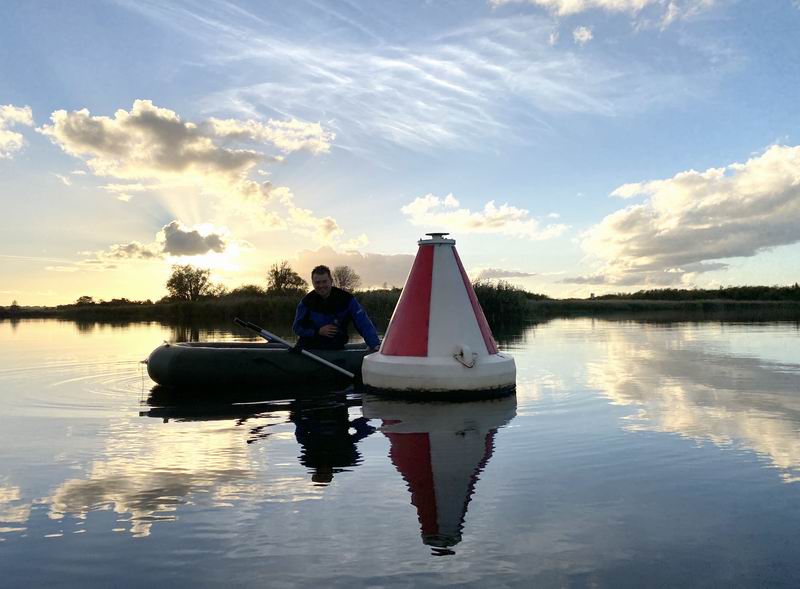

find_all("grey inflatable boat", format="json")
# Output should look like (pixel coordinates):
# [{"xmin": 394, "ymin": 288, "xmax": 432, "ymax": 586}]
[{"xmin": 146, "ymin": 342, "xmax": 370, "ymax": 388}]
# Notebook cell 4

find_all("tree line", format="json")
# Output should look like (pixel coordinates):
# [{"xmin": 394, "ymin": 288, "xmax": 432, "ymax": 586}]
[
  {"xmin": 595, "ymin": 284, "xmax": 800, "ymax": 302},
  {"xmin": 70, "ymin": 261, "xmax": 365, "ymax": 306}
]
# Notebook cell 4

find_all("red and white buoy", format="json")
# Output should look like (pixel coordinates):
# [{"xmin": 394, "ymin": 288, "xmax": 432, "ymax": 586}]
[
  {"xmin": 362, "ymin": 232, "xmax": 516, "ymax": 394},
  {"xmin": 363, "ymin": 395, "xmax": 517, "ymax": 552}
]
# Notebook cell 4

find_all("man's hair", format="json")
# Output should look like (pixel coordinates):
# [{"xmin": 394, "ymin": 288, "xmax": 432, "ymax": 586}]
[{"xmin": 311, "ymin": 264, "xmax": 332, "ymax": 279}]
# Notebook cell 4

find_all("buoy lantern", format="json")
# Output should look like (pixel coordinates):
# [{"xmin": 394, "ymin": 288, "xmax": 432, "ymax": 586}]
[{"xmin": 362, "ymin": 233, "xmax": 516, "ymax": 395}]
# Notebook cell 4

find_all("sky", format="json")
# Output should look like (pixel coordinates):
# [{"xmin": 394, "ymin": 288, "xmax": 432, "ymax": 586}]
[{"xmin": 2, "ymin": 0, "xmax": 800, "ymax": 305}]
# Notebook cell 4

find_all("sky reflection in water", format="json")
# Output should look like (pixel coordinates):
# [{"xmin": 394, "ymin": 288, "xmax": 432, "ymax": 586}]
[{"xmin": 1, "ymin": 318, "xmax": 799, "ymax": 587}]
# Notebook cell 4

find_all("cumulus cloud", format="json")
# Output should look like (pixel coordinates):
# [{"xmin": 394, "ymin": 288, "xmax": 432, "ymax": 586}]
[
  {"xmin": 161, "ymin": 221, "xmax": 226, "ymax": 256},
  {"xmin": 77, "ymin": 220, "xmax": 229, "ymax": 269},
  {"xmin": 474, "ymin": 268, "xmax": 537, "ymax": 280},
  {"xmin": 294, "ymin": 247, "xmax": 415, "ymax": 289},
  {"xmin": 243, "ymin": 183, "xmax": 343, "ymax": 243},
  {"xmin": 0, "ymin": 104, "xmax": 34, "ymax": 158},
  {"xmin": 567, "ymin": 145, "xmax": 800, "ymax": 286},
  {"xmin": 37, "ymin": 100, "xmax": 333, "ymax": 200},
  {"xmin": 401, "ymin": 193, "xmax": 568, "ymax": 240},
  {"xmin": 573, "ymin": 26, "xmax": 593, "ymax": 44},
  {"xmin": 205, "ymin": 118, "xmax": 333, "ymax": 154}
]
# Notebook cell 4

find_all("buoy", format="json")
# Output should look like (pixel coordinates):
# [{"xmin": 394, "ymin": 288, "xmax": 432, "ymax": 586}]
[
  {"xmin": 362, "ymin": 232, "xmax": 516, "ymax": 395},
  {"xmin": 363, "ymin": 395, "xmax": 517, "ymax": 552}
]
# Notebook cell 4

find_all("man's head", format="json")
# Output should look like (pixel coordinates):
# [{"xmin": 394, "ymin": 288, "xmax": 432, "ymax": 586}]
[{"xmin": 311, "ymin": 265, "xmax": 333, "ymax": 299}]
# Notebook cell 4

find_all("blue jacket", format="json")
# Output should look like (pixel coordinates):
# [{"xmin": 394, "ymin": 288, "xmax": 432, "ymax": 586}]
[{"xmin": 293, "ymin": 287, "xmax": 380, "ymax": 350}]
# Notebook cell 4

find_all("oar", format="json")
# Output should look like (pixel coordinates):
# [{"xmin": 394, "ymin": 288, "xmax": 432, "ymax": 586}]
[{"xmin": 234, "ymin": 317, "xmax": 355, "ymax": 379}]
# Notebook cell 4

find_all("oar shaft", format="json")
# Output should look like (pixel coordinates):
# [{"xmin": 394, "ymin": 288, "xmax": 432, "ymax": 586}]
[{"xmin": 234, "ymin": 318, "xmax": 355, "ymax": 378}]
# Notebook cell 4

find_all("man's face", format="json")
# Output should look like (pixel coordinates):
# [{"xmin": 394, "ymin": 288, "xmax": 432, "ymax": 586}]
[{"xmin": 312, "ymin": 272, "xmax": 333, "ymax": 299}]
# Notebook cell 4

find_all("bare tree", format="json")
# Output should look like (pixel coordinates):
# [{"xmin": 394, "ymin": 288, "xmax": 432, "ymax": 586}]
[
  {"xmin": 266, "ymin": 261, "xmax": 308, "ymax": 294},
  {"xmin": 332, "ymin": 265, "xmax": 362, "ymax": 292}
]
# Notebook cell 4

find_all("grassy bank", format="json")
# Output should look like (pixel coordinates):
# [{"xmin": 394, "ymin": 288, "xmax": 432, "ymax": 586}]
[{"xmin": 3, "ymin": 286, "xmax": 800, "ymax": 327}]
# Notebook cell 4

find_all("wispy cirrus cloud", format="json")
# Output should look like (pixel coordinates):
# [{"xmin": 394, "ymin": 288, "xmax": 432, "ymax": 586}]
[
  {"xmin": 0, "ymin": 104, "xmax": 34, "ymax": 159},
  {"xmin": 119, "ymin": 3, "xmax": 725, "ymax": 153},
  {"xmin": 402, "ymin": 193, "xmax": 568, "ymax": 240},
  {"xmin": 564, "ymin": 144, "xmax": 800, "ymax": 286},
  {"xmin": 489, "ymin": 0, "xmax": 715, "ymax": 27}
]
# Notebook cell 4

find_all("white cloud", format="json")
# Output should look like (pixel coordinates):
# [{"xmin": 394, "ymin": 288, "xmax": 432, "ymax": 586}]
[
  {"xmin": 569, "ymin": 145, "xmax": 800, "ymax": 285},
  {"xmin": 205, "ymin": 117, "xmax": 333, "ymax": 155},
  {"xmin": 0, "ymin": 104, "xmax": 34, "ymax": 159},
  {"xmin": 38, "ymin": 100, "xmax": 333, "ymax": 201},
  {"xmin": 124, "ymin": 5, "xmax": 725, "ymax": 153},
  {"xmin": 490, "ymin": 0, "xmax": 715, "ymax": 25},
  {"xmin": 573, "ymin": 26, "xmax": 593, "ymax": 44},
  {"xmin": 401, "ymin": 193, "xmax": 568, "ymax": 240},
  {"xmin": 100, "ymin": 183, "xmax": 157, "ymax": 201},
  {"xmin": 55, "ymin": 174, "xmax": 72, "ymax": 186},
  {"xmin": 474, "ymin": 267, "xmax": 537, "ymax": 280}
]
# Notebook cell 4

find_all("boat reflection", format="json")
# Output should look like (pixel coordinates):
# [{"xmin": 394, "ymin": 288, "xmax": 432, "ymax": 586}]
[
  {"xmin": 363, "ymin": 394, "xmax": 517, "ymax": 555},
  {"xmin": 144, "ymin": 387, "xmax": 376, "ymax": 485}
]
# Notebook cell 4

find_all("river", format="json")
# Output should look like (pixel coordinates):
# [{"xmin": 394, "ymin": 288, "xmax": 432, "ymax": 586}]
[{"xmin": 1, "ymin": 318, "xmax": 799, "ymax": 587}]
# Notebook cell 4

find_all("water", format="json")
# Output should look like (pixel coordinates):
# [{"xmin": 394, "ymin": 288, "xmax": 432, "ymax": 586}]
[{"xmin": 1, "ymin": 318, "xmax": 799, "ymax": 587}]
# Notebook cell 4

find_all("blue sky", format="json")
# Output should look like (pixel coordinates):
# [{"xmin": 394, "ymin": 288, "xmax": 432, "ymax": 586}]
[{"xmin": 2, "ymin": 0, "xmax": 799, "ymax": 304}]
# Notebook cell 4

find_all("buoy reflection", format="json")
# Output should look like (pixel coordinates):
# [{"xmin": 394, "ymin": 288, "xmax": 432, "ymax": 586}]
[{"xmin": 363, "ymin": 394, "xmax": 516, "ymax": 554}]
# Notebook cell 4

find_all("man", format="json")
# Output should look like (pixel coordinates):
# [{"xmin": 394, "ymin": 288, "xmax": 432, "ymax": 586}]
[{"xmin": 292, "ymin": 265, "xmax": 380, "ymax": 352}]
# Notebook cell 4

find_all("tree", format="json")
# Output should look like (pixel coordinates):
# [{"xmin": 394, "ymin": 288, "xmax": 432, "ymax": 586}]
[
  {"xmin": 332, "ymin": 265, "xmax": 362, "ymax": 292},
  {"xmin": 166, "ymin": 265, "xmax": 215, "ymax": 301},
  {"xmin": 266, "ymin": 261, "xmax": 307, "ymax": 294},
  {"xmin": 228, "ymin": 284, "xmax": 267, "ymax": 297},
  {"xmin": 75, "ymin": 296, "xmax": 95, "ymax": 305}
]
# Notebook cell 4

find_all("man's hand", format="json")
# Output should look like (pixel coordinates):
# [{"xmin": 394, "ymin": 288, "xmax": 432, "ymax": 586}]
[{"xmin": 318, "ymin": 324, "xmax": 338, "ymax": 337}]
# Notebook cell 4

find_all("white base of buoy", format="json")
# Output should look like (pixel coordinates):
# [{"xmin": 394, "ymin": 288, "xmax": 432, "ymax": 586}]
[{"xmin": 362, "ymin": 352, "xmax": 516, "ymax": 393}]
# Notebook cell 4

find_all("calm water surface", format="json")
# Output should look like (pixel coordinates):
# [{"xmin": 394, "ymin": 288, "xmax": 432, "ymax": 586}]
[{"xmin": 1, "ymin": 318, "xmax": 799, "ymax": 587}]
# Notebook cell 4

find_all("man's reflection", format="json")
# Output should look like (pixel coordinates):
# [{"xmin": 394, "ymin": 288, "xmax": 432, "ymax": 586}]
[
  {"xmin": 363, "ymin": 395, "xmax": 517, "ymax": 555},
  {"xmin": 290, "ymin": 396, "xmax": 375, "ymax": 484}
]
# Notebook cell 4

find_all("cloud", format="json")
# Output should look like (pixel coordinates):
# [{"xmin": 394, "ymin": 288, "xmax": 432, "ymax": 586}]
[
  {"xmin": 572, "ymin": 26, "xmax": 593, "ymax": 44},
  {"xmin": 490, "ymin": 0, "xmax": 715, "ymax": 26},
  {"xmin": 123, "ymin": 5, "xmax": 728, "ymax": 154},
  {"xmin": 401, "ymin": 193, "xmax": 568, "ymax": 240},
  {"xmin": 38, "ymin": 100, "xmax": 333, "ymax": 200},
  {"xmin": 238, "ymin": 183, "xmax": 343, "ymax": 243},
  {"xmin": 294, "ymin": 247, "xmax": 415, "ymax": 289},
  {"xmin": 205, "ymin": 118, "xmax": 333, "ymax": 155},
  {"xmin": 569, "ymin": 144, "xmax": 800, "ymax": 286},
  {"xmin": 0, "ymin": 104, "xmax": 34, "ymax": 158},
  {"xmin": 100, "ymin": 182, "xmax": 157, "ymax": 202},
  {"xmin": 474, "ymin": 268, "xmax": 537, "ymax": 280},
  {"xmin": 161, "ymin": 221, "xmax": 226, "ymax": 256},
  {"xmin": 77, "ymin": 221, "xmax": 230, "ymax": 268}
]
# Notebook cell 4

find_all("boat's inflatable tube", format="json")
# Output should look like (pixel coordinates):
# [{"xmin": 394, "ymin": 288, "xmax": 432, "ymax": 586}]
[{"xmin": 147, "ymin": 342, "xmax": 370, "ymax": 389}]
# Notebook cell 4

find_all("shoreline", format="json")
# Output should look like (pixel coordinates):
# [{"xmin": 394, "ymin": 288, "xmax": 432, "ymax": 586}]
[{"xmin": 3, "ymin": 297, "xmax": 800, "ymax": 324}]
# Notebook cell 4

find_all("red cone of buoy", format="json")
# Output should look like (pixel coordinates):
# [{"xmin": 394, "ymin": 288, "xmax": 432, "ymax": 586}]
[{"xmin": 362, "ymin": 233, "xmax": 516, "ymax": 394}]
